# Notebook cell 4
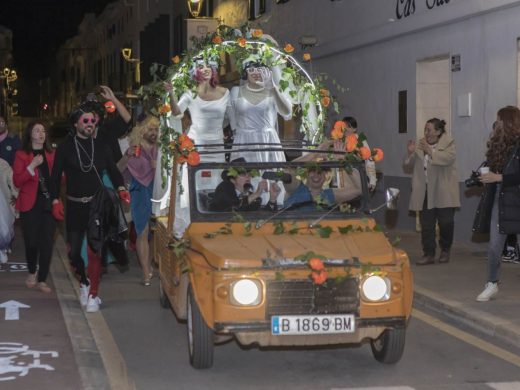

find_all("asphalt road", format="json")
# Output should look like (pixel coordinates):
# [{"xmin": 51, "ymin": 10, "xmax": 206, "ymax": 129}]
[{"xmin": 97, "ymin": 252, "xmax": 520, "ymax": 390}]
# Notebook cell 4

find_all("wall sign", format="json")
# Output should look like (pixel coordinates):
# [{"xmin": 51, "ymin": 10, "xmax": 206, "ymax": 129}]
[
  {"xmin": 451, "ymin": 54, "xmax": 461, "ymax": 72},
  {"xmin": 396, "ymin": 0, "xmax": 451, "ymax": 20}
]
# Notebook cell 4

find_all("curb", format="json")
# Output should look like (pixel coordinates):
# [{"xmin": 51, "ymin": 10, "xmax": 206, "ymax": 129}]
[
  {"xmin": 51, "ymin": 234, "xmax": 111, "ymax": 390},
  {"xmin": 413, "ymin": 285, "xmax": 520, "ymax": 348},
  {"xmin": 52, "ymin": 233, "xmax": 136, "ymax": 390}
]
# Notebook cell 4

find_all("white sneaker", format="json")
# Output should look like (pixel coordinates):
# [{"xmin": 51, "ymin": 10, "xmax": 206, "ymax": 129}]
[
  {"xmin": 86, "ymin": 295, "xmax": 102, "ymax": 313},
  {"xmin": 79, "ymin": 283, "xmax": 90, "ymax": 306},
  {"xmin": 476, "ymin": 282, "xmax": 498, "ymax": 302},
  {"xmin": 0, "ymin": 250, "xmax": 7, "ymax": 264}
]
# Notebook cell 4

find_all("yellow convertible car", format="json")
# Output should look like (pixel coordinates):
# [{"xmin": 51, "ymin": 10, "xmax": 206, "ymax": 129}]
[{"xmin": 154, "ymin": 149, "xmax": 413, "ymax": 369}]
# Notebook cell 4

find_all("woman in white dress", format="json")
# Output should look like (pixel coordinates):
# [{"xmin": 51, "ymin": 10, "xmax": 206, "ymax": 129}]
[
  {"xmin": 229, "ymin": 58, "xmax": 292, "ymax": 163},
  {"xmin": 168, "ymin": 57, "xmax": 229, "ymax": 162}
]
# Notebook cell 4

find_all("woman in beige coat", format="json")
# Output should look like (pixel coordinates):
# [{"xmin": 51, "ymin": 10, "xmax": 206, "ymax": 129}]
[{"xmin": 404, "ymin": 118, "xmax": 460, "ymax": 265}]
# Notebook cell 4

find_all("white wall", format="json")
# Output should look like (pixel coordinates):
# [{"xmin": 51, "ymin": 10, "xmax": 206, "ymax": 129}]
[{"xmin": 254, "ymin": 0, "xmax": 520, "ymax": 181}]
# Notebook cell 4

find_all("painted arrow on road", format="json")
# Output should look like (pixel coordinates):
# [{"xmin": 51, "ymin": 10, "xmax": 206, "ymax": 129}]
[{"xmin": 0, "ymin": 300, "xmax": 31, "ymax": 320}]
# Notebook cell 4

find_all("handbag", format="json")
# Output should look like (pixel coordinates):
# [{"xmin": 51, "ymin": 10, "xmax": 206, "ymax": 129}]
[
  {"xmin": 472, "ymin": 183, "xmax": 496, "ymax": 234},
  {"xmin": 37, "ymin": 167, "xmax": 52, "ymax": 212},
  {"xmin": 87, "ymin": 167, "xmax": 128, "ymax": 254}
]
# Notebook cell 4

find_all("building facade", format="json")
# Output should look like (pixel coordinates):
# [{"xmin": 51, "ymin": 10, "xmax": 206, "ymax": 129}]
[
  {"xmin": 51, "ymin": 0, "xmax": 520, "ymax": 242},
  {"xmin": 0, "ymin": 25, "xmax": 14, "ymax": 119}
]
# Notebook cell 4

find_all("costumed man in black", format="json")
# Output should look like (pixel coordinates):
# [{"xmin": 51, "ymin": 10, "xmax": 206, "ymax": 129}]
[
  {"xmin": 50, "ymin": 101, "xmax": 130, "ymax": 313},
  {"xmin": 86, "ymin": 86, "xmax": 132, "ymax": 272}
]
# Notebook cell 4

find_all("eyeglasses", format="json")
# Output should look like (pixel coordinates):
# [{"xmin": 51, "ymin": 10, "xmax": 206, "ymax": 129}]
[
  {"xmin": 82, "ymin": 118, "xmax": 97, "ymax": 124},
  {"xmin": 246, "ymin": 67, "xmax": 265, "ymax": 74}
]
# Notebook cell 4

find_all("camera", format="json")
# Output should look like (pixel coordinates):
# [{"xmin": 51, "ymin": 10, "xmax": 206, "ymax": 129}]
[{"xmin": 464, "ymin": 170, "xmax": 482, "ymax": 188}]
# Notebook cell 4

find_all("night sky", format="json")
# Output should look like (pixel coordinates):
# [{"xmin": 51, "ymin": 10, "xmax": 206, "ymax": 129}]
[{"xmin": 0, "ymin": 0, "xmax": 116, "ymax": 115}]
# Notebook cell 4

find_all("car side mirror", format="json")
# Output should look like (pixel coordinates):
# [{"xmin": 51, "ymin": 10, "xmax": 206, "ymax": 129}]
[
  {"xmin": 385, "ymin": 188, "xmax": 400, "ymax": 210},
  {"xmin": 368, "ymin": 187, "xmax": 400, "ymax": 214}
]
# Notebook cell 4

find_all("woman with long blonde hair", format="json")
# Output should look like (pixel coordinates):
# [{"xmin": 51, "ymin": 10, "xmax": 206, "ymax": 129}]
[
  {"xmin": 475, "ymin": 106, "xmax": 520, "ymax": 301},
  {"xmin": 126, "ymin": 115, "xmax": 160, "ymax": 285}
]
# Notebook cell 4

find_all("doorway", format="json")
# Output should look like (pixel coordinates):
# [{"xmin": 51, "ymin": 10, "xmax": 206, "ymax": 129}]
[{"xmin": 416, "ymin": 56, "xmax": 451, "ymax": 138}]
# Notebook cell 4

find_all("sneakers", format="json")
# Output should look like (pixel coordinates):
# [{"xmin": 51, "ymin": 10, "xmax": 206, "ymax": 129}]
[
  {"xmin": 476, "ymin": 282, "xmax": 499, "ymax": 302},
  {"xmin": 25, "ymin": 273, "xmax": 37, "ymax": 288},
  {"xmin": 79, "ymin": 283, "xmax": 90, "ymax": 306},
  {"xmin": 86, "ymin": 295, "xmax": 102, "ymax": 313},
  {"xmin": 502, "ymin": 246, "xmax": 520, "ymax": 264},
  {"xmin": 438, "ymin": 250, "xmax": 450, "ymax": 264},
  {"xmin": 416, "ymin": 255, "xmax": 435, "ymax": 266},
  {"xmin": 37, "ymin": 282, "xmax": 52, "ymax": 294}
]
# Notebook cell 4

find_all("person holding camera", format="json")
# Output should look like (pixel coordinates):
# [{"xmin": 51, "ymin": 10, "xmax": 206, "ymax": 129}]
[
  {"xmin": 210, "ymin": 158, "xmax": 281, "ymax": 212},
  {"xmin": 403, "ymin": 118, "xmax": 460, "ymax": 266},
  {"xmin": 474, "ymin": 106, "xmax": 520, "ymax": 301}
]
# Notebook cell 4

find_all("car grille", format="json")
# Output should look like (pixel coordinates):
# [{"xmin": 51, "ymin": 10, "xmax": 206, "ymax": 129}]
[{"xmin": 266, "ymin": 278, "xmax": 359, "ymax": 318}]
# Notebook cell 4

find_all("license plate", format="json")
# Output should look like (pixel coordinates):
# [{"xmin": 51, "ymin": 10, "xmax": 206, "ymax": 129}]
[{"xmin": 271, "ymin": 314, "xmax": 355, "ymax": 335}]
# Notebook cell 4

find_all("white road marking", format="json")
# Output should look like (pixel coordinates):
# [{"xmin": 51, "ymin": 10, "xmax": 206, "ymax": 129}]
[
  {"xmin": 0, "ymin": 300, "xmax": 30, "ymax": 320},
  {"xmin": 413, "ymin": 309, "xmax": 520, "ymax": 368},
  {"xmin": 332, "ymin": 384, "xmax": 520, "ymax": 390},
  {"xmin": 487, "ymin": 383, "xmax": 520, "ymax": 390}
]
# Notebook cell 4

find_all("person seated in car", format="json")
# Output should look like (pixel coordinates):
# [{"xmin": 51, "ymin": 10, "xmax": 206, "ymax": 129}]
[
  {"xmin": 284, "ymin": 139, "xmax": 362, "ymax": 210},
  {"xmin": 284, "ymin": 167, "xmax": 361, "ymax": 211},
  {"xmin": 210, "ymin": 158, "xmax": 281, "ymax": 212}
]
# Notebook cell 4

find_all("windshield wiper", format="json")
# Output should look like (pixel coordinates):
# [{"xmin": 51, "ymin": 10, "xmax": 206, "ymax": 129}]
[
  {"xmin": 255, "ymin": 201, "xmax": 315, "ymax": 229},
  {"xmin": 308, "ymin": 203, "xmax": 342, "ymax": 228}
]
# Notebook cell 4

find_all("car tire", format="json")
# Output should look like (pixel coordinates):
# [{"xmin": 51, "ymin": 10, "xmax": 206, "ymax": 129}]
[
  {"xmin": 187, "ymin": 286, "xmax": 214, "ymax": 369},
  {"xmin": 370, "ymin": 327, "xmax": 406, "ymax": 364},
  {"xmin": 159, "ymin": 279, "xmax": 171, "ymax": 309}
]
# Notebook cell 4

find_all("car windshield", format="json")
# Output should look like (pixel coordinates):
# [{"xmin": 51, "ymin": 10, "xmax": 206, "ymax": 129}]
[{"xmin": 189, "ymin": 159, "xmax": 368, "ymax": 222}]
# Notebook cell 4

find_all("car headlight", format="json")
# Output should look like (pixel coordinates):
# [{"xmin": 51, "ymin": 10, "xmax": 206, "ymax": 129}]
[
  {"xmin": 361, "ymin": 275, "xmax": 391, "ymax": 301},
  {"xmin": 230, "ymin": 279, "xmax": 262, "ymax": 306}
]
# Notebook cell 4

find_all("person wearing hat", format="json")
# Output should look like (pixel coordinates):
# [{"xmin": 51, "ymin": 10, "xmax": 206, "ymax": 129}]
[
  {"xmin": 167, "ymin": 56, "xmax": 229, "ymax": 162},
  {"xmin": 210, "ymin": 158, "xmax": 280, "ymax": 212},
  {"xmin": 50, "ymin": 101, "xmax": 130, "ymax": 313},
  {"xmin": 228, "ymin": 55, "xmax": 292, "ymax": 163}
]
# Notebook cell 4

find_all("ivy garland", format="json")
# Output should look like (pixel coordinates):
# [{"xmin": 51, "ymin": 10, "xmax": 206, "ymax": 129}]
[{"xmin": 138, "ymin": 23, "xmax": 341, "ymax": 178}]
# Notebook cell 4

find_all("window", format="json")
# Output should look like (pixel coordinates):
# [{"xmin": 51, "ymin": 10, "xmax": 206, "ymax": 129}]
[{"xmin": 249, "ymin": 0, "xmax": 266, "ymax": 20}]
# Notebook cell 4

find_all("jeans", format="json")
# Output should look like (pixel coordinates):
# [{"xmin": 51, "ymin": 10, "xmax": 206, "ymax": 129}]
[
  {"xmin": 487, "ymin": 191, "xmax": 520, "ymax": 282},
  {"xmin": 420, "ymin": 194, "xmax": 455, "ymax": 257}
]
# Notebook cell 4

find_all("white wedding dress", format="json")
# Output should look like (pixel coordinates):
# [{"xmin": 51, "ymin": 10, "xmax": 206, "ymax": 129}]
[
  {"xmin": 229, "ymin": 86, "xmax": 287, "ymax": 163},
  {"xmin": 177, "ymin": 89, "xmax": 229, "ymax": 162}
]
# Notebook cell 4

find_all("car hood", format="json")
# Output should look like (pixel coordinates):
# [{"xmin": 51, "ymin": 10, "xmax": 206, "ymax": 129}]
[{"xmin": 187, "ymin": 221, "xmax": 397, "ymax": 269}]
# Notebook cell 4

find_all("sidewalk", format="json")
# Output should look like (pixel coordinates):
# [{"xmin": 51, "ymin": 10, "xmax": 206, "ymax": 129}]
[
  {"xmin": 0, "ymin": 223, "xmax": 111, "ymax": 389},
  {"xmin": 392, "ymin": 229, "xmax": 520, "ymax": 348}
]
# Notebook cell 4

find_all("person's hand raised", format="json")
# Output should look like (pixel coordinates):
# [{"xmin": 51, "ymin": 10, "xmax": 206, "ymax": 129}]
[
  {"xmin": 417, "ymin": 138, "xmax": 432, "ymax": 157},
  {"xmin": 99, "ymin": 85, "xmax": 117, "ymax": 101},
  {"xmin": 407, "ymin": 139, "xmax": 416, "ymax": 156},
  {"xmin": 269, "ymin": 181, "xmax": 281, "ymax": 201},
  {"xmin": 259, "ymin": 68, "xmax": 274, "ymax": 89}
]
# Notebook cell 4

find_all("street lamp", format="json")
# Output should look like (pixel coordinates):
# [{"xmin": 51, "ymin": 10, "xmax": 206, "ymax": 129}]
[
  {"xmin": 1, "ymin": 67, "xmax": 17, "ymax": 118},
  {"xmin": 187, "ymin": 0, "xmax": 204, "ymax": 17},
  {"xmin": 121, "ymin": 47, "xmax": 141, "ymax": 88}
]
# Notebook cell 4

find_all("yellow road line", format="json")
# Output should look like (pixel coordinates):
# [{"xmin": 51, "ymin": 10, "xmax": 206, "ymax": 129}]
[{"xmin": 413, "ymin": 308, "xmax": 520, "ymax": 368}]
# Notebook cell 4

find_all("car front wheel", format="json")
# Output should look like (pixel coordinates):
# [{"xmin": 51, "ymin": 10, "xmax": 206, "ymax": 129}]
[
  {"xmin": 187, "ymin": 286, "xmax": 214, "ymax": 369},
  {"xmin": 370, "ymin": 327, "xmax": 406, "ymax": 364}
]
